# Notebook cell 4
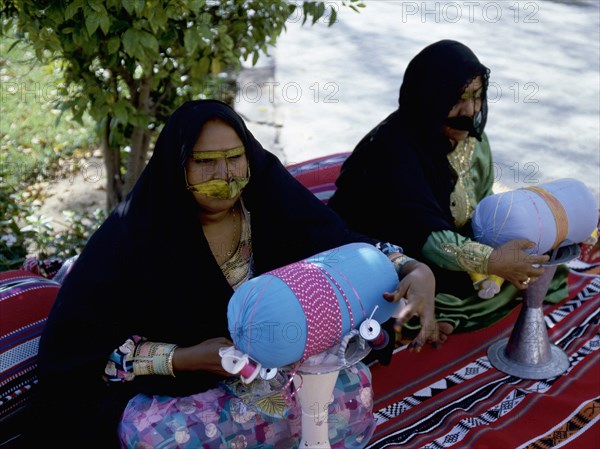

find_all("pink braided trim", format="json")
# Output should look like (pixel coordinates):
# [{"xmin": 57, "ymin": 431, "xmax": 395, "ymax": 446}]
[{"xmin": 269, "ymin": 261, "xmax": 342, "ymax": 359}]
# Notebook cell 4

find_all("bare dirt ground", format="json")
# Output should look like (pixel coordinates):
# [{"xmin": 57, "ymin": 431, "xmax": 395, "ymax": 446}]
[{"xmin": 37, "ymin": 155, "xmax": 107, "ymax": 230}]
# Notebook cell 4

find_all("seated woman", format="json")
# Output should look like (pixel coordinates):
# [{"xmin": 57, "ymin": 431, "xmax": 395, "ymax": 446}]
[
  {"xmin": 26, "ymin": 100, "xmax": 441, "ymax": 449},
  {"xmin": 328, "ymin": 40, "xmax": 568, "ymax": 336}
]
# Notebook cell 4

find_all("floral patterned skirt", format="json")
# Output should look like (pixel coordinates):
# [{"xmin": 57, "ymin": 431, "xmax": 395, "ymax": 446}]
[{"xmin": 118, "ymin": 362, "xmax": 375, "ymax": 449}]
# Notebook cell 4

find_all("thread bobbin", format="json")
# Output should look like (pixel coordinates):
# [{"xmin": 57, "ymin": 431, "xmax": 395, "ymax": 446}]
[
  {"xmin": 359, "ymin": 319, "xmax": 389, "ymax": 350},
  {"xmin": 219, "ymin": 346, "xmax": 262, "ymax": 384},
  {"xmin": 239, "ymin": 360, "xmax": 261, "ymax": 384},
  {"xmin": 260, "ymin": 367, "xmax": 278, "ymax": 380},
  {"xmin": 359, "ymin": 305, "xmax": 389, "ymax": 351}
]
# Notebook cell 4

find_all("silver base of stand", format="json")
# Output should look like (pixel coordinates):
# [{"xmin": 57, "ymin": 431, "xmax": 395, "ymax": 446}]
[
  {"xmin": 488, "ymin": 338, "xmax": 569, "ymax": 379},
  {"xmin": 487, "ymin": 243, "xmax": 579, "ymax": 380}
]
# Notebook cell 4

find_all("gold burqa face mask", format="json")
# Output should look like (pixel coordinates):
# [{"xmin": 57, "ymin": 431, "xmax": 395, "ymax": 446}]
[{"xmin": 185, "ymin": 146, "xmax": 250, "ymax": 199}]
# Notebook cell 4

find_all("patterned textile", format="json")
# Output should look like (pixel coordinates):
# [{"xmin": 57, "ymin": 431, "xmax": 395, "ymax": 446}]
[
  {"xmin": 268, "ymin": 261, "xmax": 344, "ymax": 360},
  {"xmin": 286, "ymin": 152, "xmax": 350, "ymax": 205},
  {"xmin": 20, "ymin": 257, "xmax": 65, "ymax": 280},
  {"xmin": 0, "ymin": 270, "xmax": 60, "ymax": 442},
  {"xmin": 20, "ymin": 254, "xmax": 79, "ymax": 285},
  {"xmin": 118, "ymin": 361, "xmax": 376, "ymax": 449},
  {"xmin": 567, "ymin": 238, "xmax": 600, "ymax": 276},
  {"xmin": 366, "ymin": 267, "xmax": 600, "ymax": 448}
]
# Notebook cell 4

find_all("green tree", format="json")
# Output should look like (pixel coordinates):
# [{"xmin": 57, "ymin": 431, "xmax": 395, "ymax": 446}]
[{"xmin": 1, "ymin": 0, "xmax": 364, "ymax": 210}]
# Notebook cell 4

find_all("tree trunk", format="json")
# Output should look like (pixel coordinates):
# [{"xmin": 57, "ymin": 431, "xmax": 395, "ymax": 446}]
[
  {"xmin": 124, "ymin": 76, "xmax": 152, "ymax": 196},
  {"xmin": 101, "ymin": 116, "xmax": 123, "ymax": 212}
]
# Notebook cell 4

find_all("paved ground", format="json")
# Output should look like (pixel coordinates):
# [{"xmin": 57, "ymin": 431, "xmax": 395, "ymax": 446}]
[{"xmin": 236, "ymin": 0, "xmax": 600, "ymax": 202}]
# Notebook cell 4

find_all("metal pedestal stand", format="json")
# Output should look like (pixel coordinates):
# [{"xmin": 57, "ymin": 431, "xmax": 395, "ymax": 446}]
[{"xmin": 487, "ymin": 244, "xmax": 580, "ymax": 379}]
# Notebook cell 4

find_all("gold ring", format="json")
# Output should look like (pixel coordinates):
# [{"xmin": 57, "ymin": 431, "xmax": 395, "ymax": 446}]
[{"xmin": 522, "ymin": 277, "xmax": 531, "ymax": 286}]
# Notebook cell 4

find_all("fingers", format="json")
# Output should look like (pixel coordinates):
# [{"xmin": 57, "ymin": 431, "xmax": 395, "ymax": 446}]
[
  {"xmin": 407, "ymin": 312, "xmax": 439, "ymax": 352},
  {"xmin": 438, "ymin": 321, "xmax": 455, "ymax": 336},
  {"xmin": 383, "ymin": 282, "xmax": 408, "ymax": 303},
  {"xmin": 394, "ymin": 280, "xmax": 410, "ymax": 301},
  {"xmin": 515, "ymin": 239, "xmax": 536, "ymax": 250},
  {"xmin": 408, "ymin": 324, "xmax": 439, "ymax": 352},
  {"xmin": 513, "ymin": 277, "xmax": 530, "ymax": 290},
  {"xmin": 529, "ymin": 254, "xmax": 550, "ymax": 265},
  {"xmin": 529, "ymin": 266, "xmax": 546, "ymax": 278},
  {"xmin": 399, "ymin": 321, "xmax": 451, "ymax": 352},
  {"xmin": 383, "ymin": 292, "xmax": 395, "ymax": 302},
  {"xmin": 514, "ymin": 240, "xmax": 551, "ymax": 263},
  {"xmin": 394, "ymin": 300, "xmax": 418, "ymax": 325}
]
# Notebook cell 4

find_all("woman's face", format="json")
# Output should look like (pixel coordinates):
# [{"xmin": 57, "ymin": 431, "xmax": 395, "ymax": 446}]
[
  {"xmin": 185, "ymin": 119, "xmax": 249, "ymax": 213},
  {"xmin": 441, "ymin": 76, "xmax": 483, "ymax": 144}
]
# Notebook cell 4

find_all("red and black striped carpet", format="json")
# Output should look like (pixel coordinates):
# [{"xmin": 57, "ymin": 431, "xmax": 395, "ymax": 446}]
[{"xmin": 368, "ymin": 249, "xmax": 600, "ymax": 449}]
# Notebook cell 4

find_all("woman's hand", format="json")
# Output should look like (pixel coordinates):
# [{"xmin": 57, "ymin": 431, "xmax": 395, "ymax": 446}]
[
  {"xmin": 172, "ymin": 337, "xmax": 235, "ymax": 377},
  {"xmin": 487, "ymin": 239, "xmax": 549, "ymax": 289},
  {"xmin": 383, "ymin": 260, "xmax": 441, "ymax": 352}
]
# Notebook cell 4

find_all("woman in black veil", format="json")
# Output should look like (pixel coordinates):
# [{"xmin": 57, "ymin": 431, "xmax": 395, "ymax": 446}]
[
  {"xmin": 27, "ymin": 100, "xmax": 441, "ymax": 448},
  {"xmin": 329, "ymin": 40, "xmax": 568, "ymax": 336}
]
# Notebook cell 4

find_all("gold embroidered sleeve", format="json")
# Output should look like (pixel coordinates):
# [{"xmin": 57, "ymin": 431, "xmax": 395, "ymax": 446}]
[{"xmin": 422, "ymin": 230, "xmax": 494, "ymax": 274}]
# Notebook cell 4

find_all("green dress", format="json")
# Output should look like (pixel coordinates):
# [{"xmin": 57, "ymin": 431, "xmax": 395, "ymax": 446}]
[{"xmin": 417, "ymin": 134, "xmax": 568, "ymax": 332}]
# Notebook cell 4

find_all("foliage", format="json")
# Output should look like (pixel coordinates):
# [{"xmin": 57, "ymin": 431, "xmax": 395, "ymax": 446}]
[
  {"xmin": 1, "ymin": 34, "xmax": 102, "ymax": 270},
  {"xmin": 0, "ymin": 181, "xmax": 29, "ymax": 269},
  {"xmin": 0, "ymin": 0, "xmax": 365, "ymax": 270},
  {"xmin": 0, "ymin": 35, "xmax": 96, "ymax": 188},
  {"xmin": 21, "ymin": 208, "xmax": 107, "ymax": 261},
  {"xmin": 0, "ymin": 0, "xmax": 365, "ymax": 210},
  {"xmin": 0, "ymin": 178, "xmax": 106, "ymax": 270}
]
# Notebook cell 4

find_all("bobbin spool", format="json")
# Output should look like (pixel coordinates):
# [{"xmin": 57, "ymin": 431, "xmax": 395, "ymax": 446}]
[
  {"xmin": 219, "ymin": 346, "xmax": 269, "ymax": 384},
  {"xmin": 359, "ymin": 306, "xmax": 389, "ymax": 350},
  {"xmin": 259, "ymin": 366, "xmax": 278, "ymax": 381}
]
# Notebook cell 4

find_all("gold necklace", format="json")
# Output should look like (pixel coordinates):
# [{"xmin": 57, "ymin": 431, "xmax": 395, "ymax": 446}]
[{"xmin": 212, "ymin": 207, "xmax": 238, "ymax": 258}]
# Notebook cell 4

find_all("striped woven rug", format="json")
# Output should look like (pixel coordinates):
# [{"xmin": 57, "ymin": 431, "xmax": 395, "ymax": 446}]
[
  {"xmin": 367, "ymin": 266, "xmax": 600, "ymax": 449},
  {"xmin": 285, "ymin": 154, "xmax": 600, "ymax": 448}
]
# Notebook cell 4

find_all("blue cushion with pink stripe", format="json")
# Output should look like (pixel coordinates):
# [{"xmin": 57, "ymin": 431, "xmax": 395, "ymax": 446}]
[{"xmin": 227, "ymin": 242, "xmax": 399, "ymax": 369}]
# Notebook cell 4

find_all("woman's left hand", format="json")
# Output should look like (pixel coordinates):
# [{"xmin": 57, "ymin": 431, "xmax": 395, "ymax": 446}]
[{"xmin": 383, "ymin": 260, "xmax": 441, "ymax": 352}]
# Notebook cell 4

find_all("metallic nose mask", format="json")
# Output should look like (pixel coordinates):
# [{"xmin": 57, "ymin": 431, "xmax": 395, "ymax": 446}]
[
  {"xmin": 187, "ymin": 177, "xmax": 249, "ymax": 199},
  {"xmin": 185, "ymin": 146, "xmax": 249, "ymax": 199}
]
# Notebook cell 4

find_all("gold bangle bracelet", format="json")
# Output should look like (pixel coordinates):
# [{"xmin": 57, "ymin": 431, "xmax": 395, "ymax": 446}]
[
  {"xmin": 389, "ymin": 253, "xmax": 414, "ymax": 274},
  {"xmin": 133, "ymin": 342, "xmax": 178, "ymax": 377},
  {"xmin": 166, "ymin": 344, "xmax": 177, "ymax": 377}
]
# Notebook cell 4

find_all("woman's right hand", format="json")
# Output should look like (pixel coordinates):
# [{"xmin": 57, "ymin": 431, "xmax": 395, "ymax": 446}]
[
  {"xmin": 172, "ymin": 337, "xmax": 235, "ymax": 377},
  {"xmin": 383, "ymin": 260, "xmax": 441, "ymax": 352},
  {"xmin": 487, "ymin": 239, "xmax": 549, "ymax": 289}
]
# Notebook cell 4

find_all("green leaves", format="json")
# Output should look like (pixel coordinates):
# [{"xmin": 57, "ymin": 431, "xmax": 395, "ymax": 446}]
[
  {"xmin": 343, "ymin": 0, "xmax": 366, "ymax": 14},
  {"xmin": 107, "ymin": 36, "xmax": 120, "ymax": 54},
  {"xmin": 121, "ymin": 0, "xmax": 145, "ymax": 16},
  {"xmin": 122, "ymin": 0, "xmax": 135, "ymax": 15},
  {"xmin": 184, "ymin": 27, "xmax": 201, "ymax": 54},
  {"xmin": 65, "ymin": 1, "xmax": 83, "ymax": 20},
  {"xmin": 2, "ymin": 0, "xmax": 364, "ymax": 142},
  {"xmin": 1, "ymin": 0, "xmax": 364, "ymax": 206},
  {"xmin": 122, "ymin": 28, "xmax": 158, "ymax": 61},
  {"xmin": 85, "ymin": 12, "xmax": 101, "ymax": 35}
]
